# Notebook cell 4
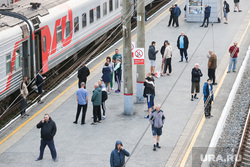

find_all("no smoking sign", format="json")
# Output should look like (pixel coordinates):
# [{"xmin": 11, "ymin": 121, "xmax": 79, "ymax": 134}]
[{"xmin": 134, "ymin": 48, "xmax": 144, "ymax": 65}]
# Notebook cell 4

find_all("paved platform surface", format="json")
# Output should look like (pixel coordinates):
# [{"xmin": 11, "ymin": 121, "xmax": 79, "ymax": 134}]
[{"xmin": 0, "ymin": 0, "xmax": 250, "ymax": 167}]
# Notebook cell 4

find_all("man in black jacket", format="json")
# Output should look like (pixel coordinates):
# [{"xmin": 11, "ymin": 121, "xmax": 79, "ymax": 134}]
[
  {"xmin": 36, "ymin": 114, "xmax": 58, "ymax": 162},
  {"xmin": 168, "ymin": 5, "xmax": 175, "ymax": 27},
  {"xmin": 177, "ymin": 32, "xmax": 189, "ymax": 62},
  {"xmin": 148, "ymin": 41, "xmax": 159, "ymax": 76},
  {"xmin": 36, "ymin": 70, "xmax": 46, "ymax": 103},
  {"xmin": 77, "ymin": 64, "xmax": 90, "ymax": 88},
  {"xmin": 191, "ymin": 63, "xmax": 203, "ymax": 101}
]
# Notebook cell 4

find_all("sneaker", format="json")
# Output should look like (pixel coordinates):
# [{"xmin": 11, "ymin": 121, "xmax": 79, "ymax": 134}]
[
  {"xmin": 191, "ymin": 98, "xmax": 194, "ymax": 101},
  {"xmin": 194, "ymin": 97, "xmax": 198, "ymax": 99},
  {"xmin": 115, "ymin": 90, "xmax": 120, "ymax": 93},
  {"xmin": 111, "ymin": 87, "xmax": 114, "ymax": 90},
  {"xmin": 24, "ymin": 114, "xmax": 29, "ymax": 116},
  {"xmin": 204, "ymin": 25, "xmax": 208, "ymax": 28},
  {"xmin": 234, "ymin": 10, "xmax": 237, "ymax": 12},
  {"xmin": 233, "ymin": 71, "xmax": 236, "ymax": 73},
  {"xmin": 179, "ymin": 60, "xmax": 183, "ymax": 62},
  {"xmin": 35, "ymin": 158, "xmax": 42, "ymax": 161},
  {"xmin": 224, "ymin": 22, "xmax": 228, "ymax": 24},
  {"xmin": 239, "ymin": 10, "xmax": 242, "ymax": 12},
  {"xmin": 156, "ymin": 143, "xmax": 161, "ymax": 149},
  {"xmin": 91, "ymin": 122, "xmax": 97, "ymax": 125},
  {"xmin": 144, "ymin": 115, "xmax": 149, "ymax": 119},
  {"xmin": 227, "ymin": 71, "xmax": 230, "ymax": 73},
  {"xmin": 53, "ymin": 158, "xmax": 58, "ymax": 162},
  {"xmin": 186, "ymin": 60, "xmax": 188, "ymax": 63},
  {"xmin": 200, "ymin": 25, "xmax": 203, "ymax": 27},
  {"xmin": 102, "ymin": 116, "xmax": 105, "ymax": 120},
  {"xmin": 213, "ymin": 83, "xmax": 217, "ymax": 85},
  {"xmin": 153, "ymin": 145, "xmax": 156, "ymax": 151},
  {"xmin": 73, "ymin": 121, "xmax": 77, "ymax": 124}
]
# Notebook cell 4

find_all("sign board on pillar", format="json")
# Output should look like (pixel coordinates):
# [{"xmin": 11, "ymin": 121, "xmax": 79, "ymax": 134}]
[
  {"xmin": 131, "ymin": 42, "xmax": 135, "ymax": 58},
  {"xmin": 134, "ymin": 48, "xmax": 144, "ymax": 65}
]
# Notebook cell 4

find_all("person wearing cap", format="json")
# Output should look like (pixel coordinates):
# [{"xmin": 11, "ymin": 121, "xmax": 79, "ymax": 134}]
[
  {"xmin": 148, "ymin": 41, "xmax": 159, "ymax": 76},
  {"xmin": 173, "ymin": 4, "xmax": 181, "ymax": 27},
  {"xmin": 177, "ymin": 32, "xmax": 189, "ymax": 62},
  {"xmin": 163, "ymin": 40, "xmax": 173, "ymax": 76},
  {"xmin": 191, "ymin": 63, "xmax": 203, "ymax": 101},
  {"xmin": 114, "ymin": 58, "xmax": 122, "ymax": 93}
]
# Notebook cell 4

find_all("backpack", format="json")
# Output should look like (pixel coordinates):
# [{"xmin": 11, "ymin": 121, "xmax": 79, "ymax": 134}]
[{"xmin": 102, "ymin": 90, "xmax": 108, "ymax": 102}]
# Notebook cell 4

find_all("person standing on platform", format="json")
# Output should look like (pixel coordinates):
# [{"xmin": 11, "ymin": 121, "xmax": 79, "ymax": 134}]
[
  {"xmin": 101, "ymin": 84, "xmax": 108, "ymax": 120},
  {"xmin": 191, "ymin": 63, "xmax": 203, "ymax": 101},
  {"xmin": 200, "ymin": 5, "xmax": 211, "ymax": 27},
  {"xmin": 106, "ymin": 57, "xmax": 114, "ymax": 90},
  {"xmin": 36, "ymin": 70, "xmax": 46, "ymax": 104},
  {"xmin": 168, "ymin": 5, "xmax": 175, "ymax": 27},
  {"xmin": 207, "ymin": 51, "xmax": 217, "ymax": 85},
  {"xmin": 143, "ymin": 75, "xmax": 155, "ymax": 119},
  {"xmin": 114, "ymin": 58, "xmax": 122, "ymax": 93},
  {"xmin": 203, "ymin": 79, "xmax": 214, "ymax": 118},
  {"xmin": 112, "ymin": 49, "xmax": 122, "ymax": 63},
  {"xmin": 110, "ymin": 140, "xmax": 130, "ymax": 167},
  {"xmin": 102, "ymin": 62, "xmax": 111, "ymax": 93},
  {"xmin": 77, "ymin": 64, "xmax": 90, "ymax": 88},
  {"xmin": 223, "ymin": 1, "xmax": 230, "ymax": 24},
  {"xmin": 149, "ymin": 104, "xmax": 165, "ymax": 151},
  {"xmin": 234, "ymin": 0, "xmax": 242, "ymax": 12},
  {"xmin": 160, "ymin": 40, "xmax": 168, "ymax": 75},
  {"xmin": 173, "ymin": 4, "xmax": 181, "ymax": 27},
  {"xmin": 36, "ymin": 114, "xmax": 58, "ymax": 162},
  {"xmin": 91, "ymin": 83, "xmax": 102, "ymax": 125},
  {"xmin": 73, "ymin": 82, "xmax": 88, "ymax": 125},
  {"xmin": 20, "ymin": 76, "xmax": 29, "ymax": 118},
  {"xmin": 177, "ymin": 32, "xmax": 189, "ymax": 62},
  {"xmin": 163, "ymin": 40, "xmax": 173, "ymax": 76},
  {"xmin": 148, "ymin": 41, "xmax": 159, "ymax": 76},
  {"xmin": 227, "ymin": 42, "xmax": 239, "ymax": 73}
]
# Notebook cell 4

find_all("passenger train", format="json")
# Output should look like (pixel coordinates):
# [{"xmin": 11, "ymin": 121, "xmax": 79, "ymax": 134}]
[{"xmin": 0, "ymin": 0, "xmax": 156, "ymax": 101}]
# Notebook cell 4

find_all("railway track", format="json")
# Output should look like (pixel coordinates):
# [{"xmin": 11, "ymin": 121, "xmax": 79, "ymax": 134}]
[{"xmin": 234, "ymin": 108, "xmax": 250, "ymax": 167}]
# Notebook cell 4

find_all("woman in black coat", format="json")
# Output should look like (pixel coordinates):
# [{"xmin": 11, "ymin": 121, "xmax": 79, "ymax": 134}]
[{"xmin": 102, "ymin": 62, "xmax": 111, "ymax": 92}]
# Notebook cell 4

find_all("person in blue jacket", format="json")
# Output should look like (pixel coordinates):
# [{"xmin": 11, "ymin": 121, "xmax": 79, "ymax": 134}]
[
  {"xmin": 110, "ymin": 140, "xmax": 130, "ymax": 167},
  {"xmin": 173, "ymin": 4, "xmax": 181, "ymax": 27},
  {"xmin": 200, "ymin": 5, "xmax": 211, "ymax": 27},
  {"xmin": 203, "ymin": 79, "xmax": 214, "ymax": 118}
]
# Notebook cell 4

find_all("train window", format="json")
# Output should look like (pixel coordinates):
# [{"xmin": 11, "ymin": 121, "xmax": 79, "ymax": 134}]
[
  {"xmin": 57, "ymin": 25, "xmax": 62, "ymax": 43},
  {"xmin": 109, "ymin": 0, "xmax": 113, "ymax": 12},
  {"xmin": 6, "ymin": 54, "xmax": 11, "ymax": 75},
  {"xmin": 97, "ymin": 6, "xmax": 101, "ymax": 19},
  {"xmin": 90, "ymin": 9, "xmax": 94, "ymax": 23},
  {"xmin": 103, "ymin": 2, "xmax": 107, "ymax": 16},
  {"xmin": 74, "ymin": 17, "xmax": 79, "ymax": 33},
  {"xmin": 82, "ymin": 13, "xmax": 87, "ymax": 28},
  {"xmin": 14, "ymin": 49, "xmax": 20, "ymax": 70},
  {"xmin": 65, "ymin": 21, "xmax": 71, "ymax": 37},
  {"xmin": 115, "ymin": 0, "xmax": 119, "ymax": 9},
  {"xmin": 43, "ymin": 35, "xmax": 46, "ymax": 53}
]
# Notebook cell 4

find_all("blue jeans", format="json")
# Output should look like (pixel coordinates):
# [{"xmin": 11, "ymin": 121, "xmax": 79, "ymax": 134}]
[
  {"xmin": 179, "ymin": 49, "xmax": 188, "ymax": 61},
  {"xmin": 228, "ymin": 57, "xmax": 237, "ymax": 72},
  {"xmin": 38, "ymin": 139, "xmax": 57, "ymax": 159}
]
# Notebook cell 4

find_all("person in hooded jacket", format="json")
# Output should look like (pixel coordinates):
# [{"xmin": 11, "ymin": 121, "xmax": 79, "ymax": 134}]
[
  {"xmin": 91, "ymin": 83, "xmax": 102, "ymax": 125},
  {"xmin": 168, "ymin": 5, "xmax": 175, "ymax": 27},
  {"xmin": 160, "ymin": 41, "xmax": 168, "ymax": 75},
  {"xmin": 191, "ymin": 63, "xmax": 203, "ymax": 101},
  {"xmin": 203, "ymin": 79, "xmax": 214, "ymax": 118},
  {"xmin": 148, "ymin": 41, "xmax": 159, "ymax": 76},
  {"xmin": 143, "ymin": 73, "xmax": 155, "ymax": 119},
  {"xmin": 110, "ymin": 140, "xmax": 130, "ymax": 167},
  {"xmin": 77, "ymin": 64, "xmax": 90, "ymax": 88},
  {"xmin": 36, "ymin": 114, "xmax": 58, "ymax": 162},
  {"xmin": 102, "ymin": 62, "xmax": 111, "ymax": 93},
  {"xmin": 200, "ymin": 5, "xmax": 211, "ymax": 27}
]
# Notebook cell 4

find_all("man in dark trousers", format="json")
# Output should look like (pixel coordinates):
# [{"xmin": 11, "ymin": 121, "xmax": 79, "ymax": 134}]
[
  {"xmin": 110, "ymin": 140, "xmax": 130, "ymax": 167},
  {"xmin": 168, "ymin": 5, "xmax": 175, "ymax": 27},
  {"xmin": 200, "ymin": 5, "xmax": 211, "ymax": 27},
  {"xmin": 173, "ymin": 4, "xmax": 181, "ymax": 27},
  {"xmin": 191, "ymin": 63, "xmax": 203, "ymax": 101},
  {"xmin": 91, "ymin": 83, "xmax": 102, "ymax": 125},
  {"xmin": 148, "ymin": 41, "xmax": 159, "ymax": 76},
  {"xmin": 177, "ymin": 32, "xmax": 189, "ymax": 62},
  {"xmin": 208, "ymin": 51, "xmax": 217, "ymax": 85},
  {"xmin": 36, "ymin": 70, "xmax": 46, "ymax": 103},
  {"xmin": 36, "ymin": 114, "xmax": 58, "ymax": 162},
  {"xmin": 203, "ymin": 79, "xmax": 214, "ymax": 118},
  {"xmin": 77, "ymin": 64, "xmax": 90, "ymax": 88},
  {"xmin": 20, "ymin": 76, "xmax": 29, "ymax": 118}
]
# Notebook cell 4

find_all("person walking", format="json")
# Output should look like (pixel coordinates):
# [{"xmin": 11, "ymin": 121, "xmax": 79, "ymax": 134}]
[
  {"xmin": 148, "ymin": 41, "xmax": 159, "ymax": 76},
  {"xmin": 149, "ymin": 104, "xmax": 165, "ymax": 151},
  {"xmin": 203, "ymin": 79, "xmax": 214, "ymax": 118},
  {"xmin": 110, "ymin": 140, "xmax": 130, "ymax": 167},
  {"xmin": 223, "ymin": 1, "xmax": 230, "ymax": 24},
  {"xmin": 106, "ymin": 57, "xmax": 114, "ymax": 90},
  {"xmin": 191, "ymin": 63, "xmax": 203, "ymax": 101},
  {"xmin": 207, "ymin": 51, "xmax": 217, "ymax": 85},
  {"xmin": 173, "ymin": 4, "xmax": 181, "ymax": 27},
  {"xmin": 200, "ymin": 5, "xmax": 211, "ymax": 27},
  {"xmin": 91, "ymin": 83, "xmax": 102, "ymax": 125},
  {"xmin": 20, "ymin": 76, "xmax": 29, "ymax": 118},
  {"xmin": 143, "ymin": 75, "xmax": 155, "ymax": 119},
  {"xmin": 102, "ymin": 62, "xmax": 111, "ymax": 93},
  {"xmin": 227, "ymin": 42, "xmax": 239, "ymax": 73},
  {"xmin": 77, "ymin": 64, "xmax": 90, "ymax": 88},
  {"xmin": 36, "ymin": 70, "xmax": 46, "ymax": 104},
  {"xmin": 163, "ymin": 40, "xmax": 173, "ymax": 76},
  {"xmin": 177, "ymin": 32, "xmax": 189, "ymax": 62},
  {"xmin": 234, "ymin": 0, "xmax": 242, "ymax": 12},
  {"xmin": 114, "ymin": 58, "xmax": 122, "ymax": 93},
  {"xmin": 73, "ymin": 82, "xmax": 88, "ymax": 125},
  {"xmin": 160, "ymin": 40, "xmax": 168, "ymax": 75},
  {"xmin": 36, "ymin": 114, "xmax": 58, "ymax": 162},
  {"xmin": 168, "ymin": 5, "xmax": 175, "ymax": 27}
]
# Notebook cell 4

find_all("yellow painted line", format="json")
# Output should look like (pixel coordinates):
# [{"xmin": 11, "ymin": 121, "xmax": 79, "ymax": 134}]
[
  {"xmin": 179, "ymin": 20, "xmax": 250, "ymax": 167},
  {"xmin": 0, "ymin": 3, "xmax": 174, "ymax": 146}
]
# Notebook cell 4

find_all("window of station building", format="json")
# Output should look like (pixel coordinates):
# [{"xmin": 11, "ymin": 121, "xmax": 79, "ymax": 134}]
[
  {"xmin": 57, "ymin": 25, "xmax": 62, "ymax": 43},
  {"xmin": 90, "ymin": 9, "xmax": 94, "ymax": 23},
  {"xmin": 6, "ymin": 54, "xmax": 11, "ymax": 75},
  {"xmin": 65, "ymin": 21, "xmax": 71, "ymax": 37},
  {"xmin": 97, "ymin": 6, "xmax": 101, "ymax": 19},
  {"xmin": 115, "ymin": 0, "xmax": 119, "ymax": 9},
  {"xmin": 109, "ymin": 0, "xmax": 113, "ymax": 12},
  {"xmin": 103, "ymin": 2, "xmax": 107, "ymax": 16},
  {"xmin": 74, "ymin": 17, "xmax": 79, "ymax": 33},
  {"xmin": 14, "ymin": 48, "xmax": 21, "ymax": 70},
  {"xmin": 43, "ymin": 35, "xmax": 46, "ymax": 53},
  {"xmin": 82, "ymin": 13, "xmax": 87, "ymax": 28}
]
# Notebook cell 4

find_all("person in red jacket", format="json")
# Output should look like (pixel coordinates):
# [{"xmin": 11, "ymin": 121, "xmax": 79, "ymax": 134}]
[{"xmin": 227, "ymin": 42, "xmax": 239, "ymax": 73}]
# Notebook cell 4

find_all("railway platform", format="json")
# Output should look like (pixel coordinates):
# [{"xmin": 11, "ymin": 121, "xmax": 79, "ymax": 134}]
[{"xmin": 0, "ymin": 0, "xmax": 250, "ymax": 166}]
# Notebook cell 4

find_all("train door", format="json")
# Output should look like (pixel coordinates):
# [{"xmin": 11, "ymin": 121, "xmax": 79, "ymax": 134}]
[
  {"xmin": 22, "ymin": 40, "xmax": 30, "ymax": 78},
  {"xmin": 34, "ymin": 31, "xmax": 42, "ymax": 72}
]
